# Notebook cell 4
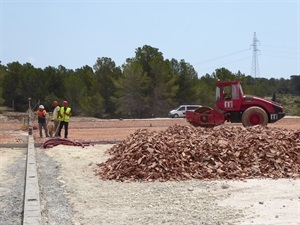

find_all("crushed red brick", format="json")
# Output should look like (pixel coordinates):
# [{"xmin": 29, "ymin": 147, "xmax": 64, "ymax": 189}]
[{"xmin": 96, "ymin": 125, "xmax": 300, "ymax": 182}]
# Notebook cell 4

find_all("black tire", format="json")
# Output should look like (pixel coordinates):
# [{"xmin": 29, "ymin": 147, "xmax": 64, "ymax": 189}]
[
  {"xmin": 173, "ymin": 114, "xmax": 179, "ymax": 118},
  {"xmin": 242, "ymin": 106, "xmax": 268, "ymax": 127}
]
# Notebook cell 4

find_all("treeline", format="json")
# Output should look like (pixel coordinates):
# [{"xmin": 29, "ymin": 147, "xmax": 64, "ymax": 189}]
[{"xmin": 0, "ymin": 45, "xmax": 299, "ymax": 118}]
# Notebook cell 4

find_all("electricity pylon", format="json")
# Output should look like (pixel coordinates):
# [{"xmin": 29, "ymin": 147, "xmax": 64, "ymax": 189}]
[{"xmin": 251, "ymin": 32, "xmax": 260, "ymax": 78}]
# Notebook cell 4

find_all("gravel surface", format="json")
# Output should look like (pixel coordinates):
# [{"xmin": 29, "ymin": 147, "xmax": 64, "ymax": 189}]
[
  {"xmin": 37, "ymin": 149, "xmax": 75, "ymax": 225},
  {"xmin": 0, "ymin": 148, "xmax": 26, "ymax": 225}
]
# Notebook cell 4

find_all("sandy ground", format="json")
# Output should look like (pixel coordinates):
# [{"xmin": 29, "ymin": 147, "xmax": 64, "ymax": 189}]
[{"xmin": 0, "ymin": 116, "xmax": 300, "ymax": 224}]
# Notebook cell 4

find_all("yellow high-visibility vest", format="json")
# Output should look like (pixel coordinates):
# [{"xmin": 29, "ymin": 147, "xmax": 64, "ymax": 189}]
[{"xmin": 59, "ymin": 107, "xmax": 71, "ymax": 122}]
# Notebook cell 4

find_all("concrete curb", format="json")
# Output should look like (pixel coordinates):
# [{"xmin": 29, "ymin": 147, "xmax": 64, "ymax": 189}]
[{"xmin": 23, "ymin": 135, "xmax": 41, "ymax": 225}]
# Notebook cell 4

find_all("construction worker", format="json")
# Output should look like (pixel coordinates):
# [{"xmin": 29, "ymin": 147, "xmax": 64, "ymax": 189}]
[
  {"xmin": 36, "ymin": 105, "xmax": 49, "ymax": 138},
  {"xmin": 57, "ymin": 100, "xmax": 71, "ymax": 139},
  {"xmin": 51, "ymin": 101, "xmax": 60, "ymax": 137}
]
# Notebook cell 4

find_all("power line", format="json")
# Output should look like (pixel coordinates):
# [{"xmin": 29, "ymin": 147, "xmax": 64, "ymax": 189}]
[
  {"xmin": 193, "ymin": 48, "xmax": 249, "ymax": 65},
  {"xmin": 261, "ymin": 44, "xmax": 299, "ymax": 50},
  {"xmin": 262, "ymin": 54, "xmax": 299, "ymax": 60},
  {"xmin": 196, "ymin": 57, "xmax": 249, "ymax": 74}
]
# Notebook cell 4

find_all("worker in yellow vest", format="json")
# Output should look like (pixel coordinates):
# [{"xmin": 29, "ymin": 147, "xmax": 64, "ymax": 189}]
[
  {"xmin": 51, "ymin": 100, "xmax": 60, "ymax": 137},
  {"xmin": 57, "ymin": 100, "xmax": 72, "ymax": 139}
]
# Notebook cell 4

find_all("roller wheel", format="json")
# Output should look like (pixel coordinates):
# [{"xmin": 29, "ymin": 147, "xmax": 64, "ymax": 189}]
[
  {"xmin": 242, "ymin": 106, "xmax": 268, "ymax": 127},
  {"xmin": 191, "ymin": 106, "xmax": 215, "ymax": 128}
]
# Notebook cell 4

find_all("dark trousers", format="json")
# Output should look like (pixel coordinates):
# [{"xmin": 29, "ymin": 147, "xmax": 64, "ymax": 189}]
[
  {"xmin": 38, "ymin": 122, "xmax": 49, "ymax": 137},
  {"xmin": 58, "ymin": 121, "xmax": 69, "ymax": 138}
]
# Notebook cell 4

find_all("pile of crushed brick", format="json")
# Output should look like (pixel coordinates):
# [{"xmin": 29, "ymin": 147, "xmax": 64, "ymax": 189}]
[{"xmin": 95, "ymin": 125, "xmax": 300, "ymax": 182}]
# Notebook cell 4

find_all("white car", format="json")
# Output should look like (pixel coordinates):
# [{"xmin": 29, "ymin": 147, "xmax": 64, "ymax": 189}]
[{"xmin": 168, "ymin": 105, "xmax": 201, "ymax": 118}]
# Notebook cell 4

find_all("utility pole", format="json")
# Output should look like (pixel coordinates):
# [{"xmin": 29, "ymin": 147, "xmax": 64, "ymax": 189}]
[
  {"xmin": 28, "ymin": 97, "xmax": 33, "ymax": 135},
  {"xmin": 251, "ymin": 32, "xmax": 260, "ymax": 78}
]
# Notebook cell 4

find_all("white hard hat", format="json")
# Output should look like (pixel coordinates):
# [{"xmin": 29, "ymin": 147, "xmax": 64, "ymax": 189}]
[{"xmin": 39, "ymin": 105, "xmax": 44, "ymax": 109}]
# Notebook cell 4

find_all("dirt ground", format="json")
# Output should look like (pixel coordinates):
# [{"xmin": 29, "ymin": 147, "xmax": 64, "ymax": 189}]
[
  {"xmin": 1, "ymin": 116, "xmax": 300, "ymax": 144},
  {"xmin": 0, "ymin": 116, "xmax": 300, "ymax": 224}
]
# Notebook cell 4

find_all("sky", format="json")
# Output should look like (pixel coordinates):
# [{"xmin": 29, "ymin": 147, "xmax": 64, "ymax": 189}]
[{"xmin": 0, "ymin": 0, "xmax": 299, "ymax": 80}]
